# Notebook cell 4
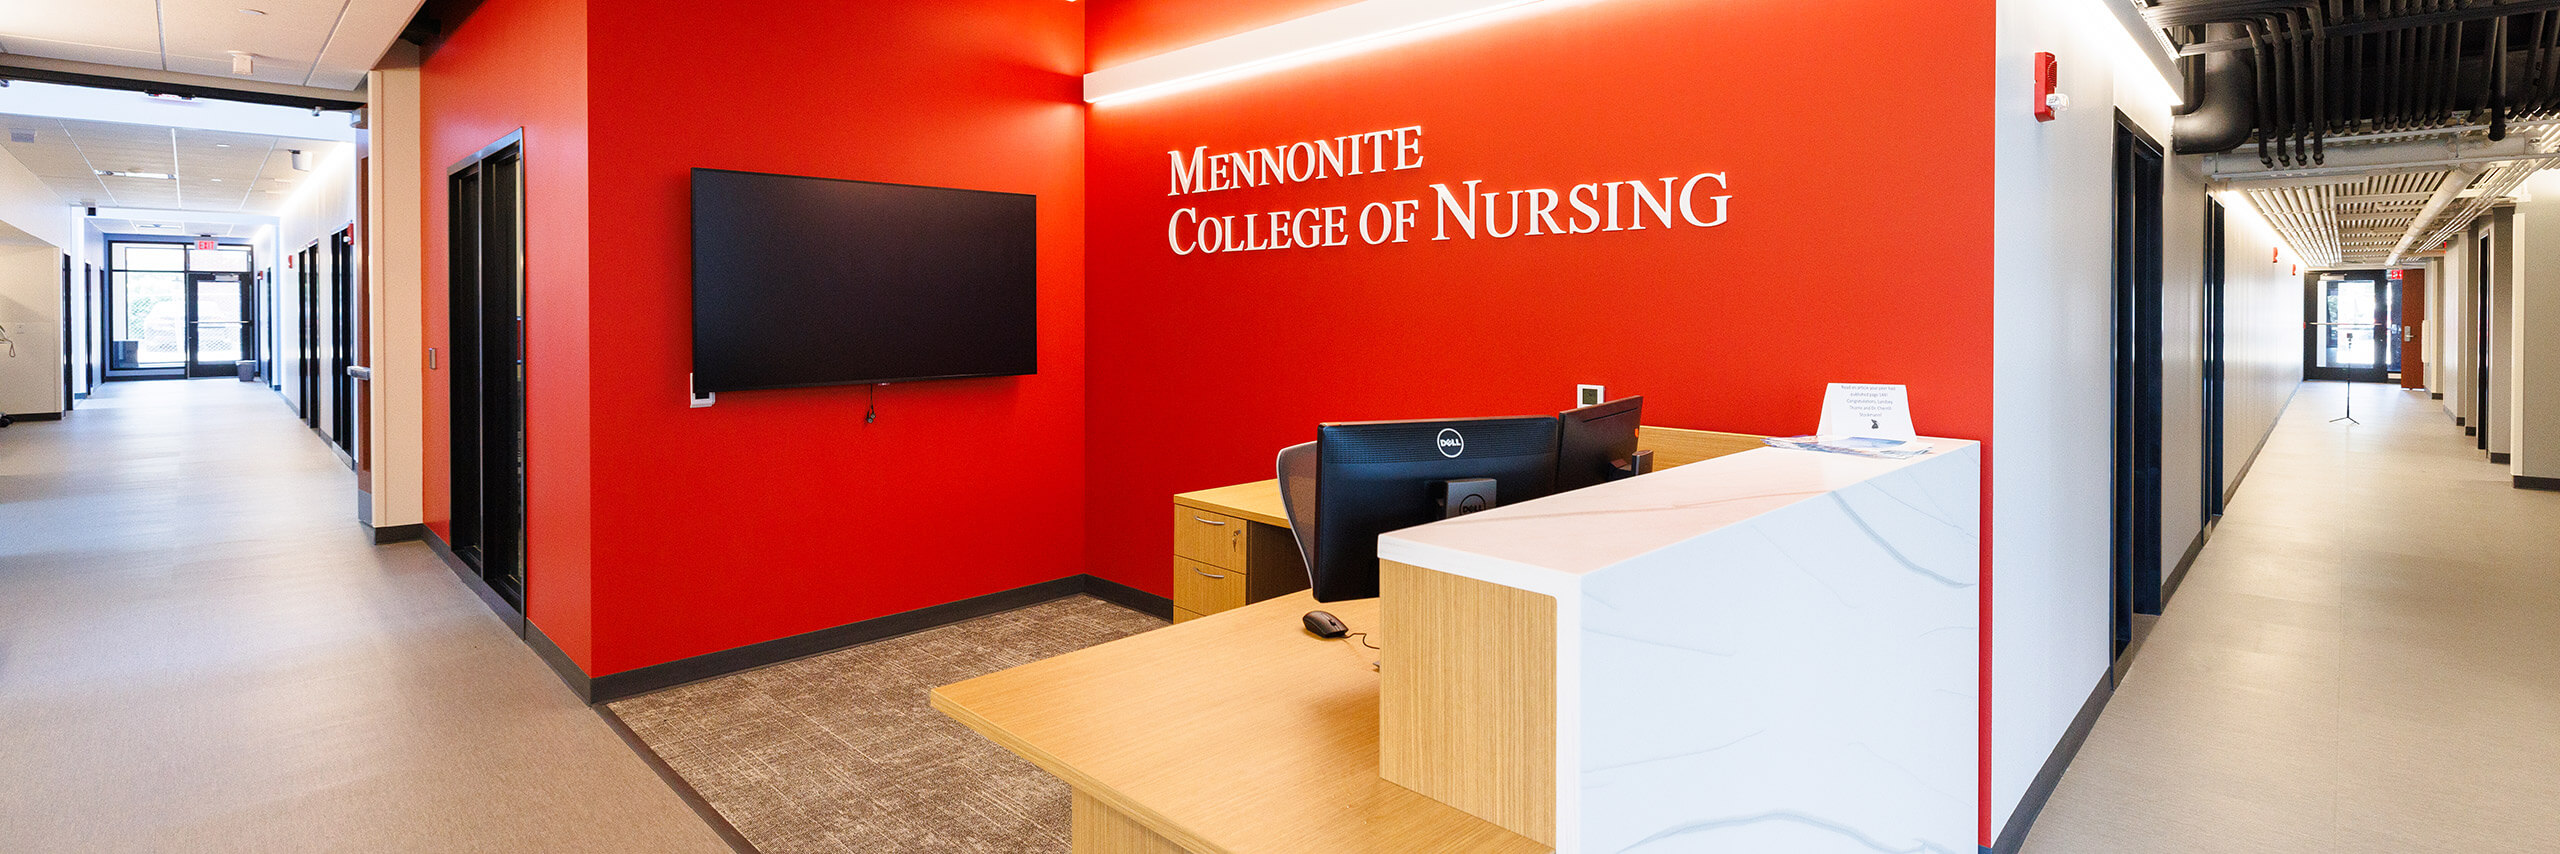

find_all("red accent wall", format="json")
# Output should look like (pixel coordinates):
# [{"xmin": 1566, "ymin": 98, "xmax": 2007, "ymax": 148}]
[
  {"xmin": 578, "ymin": 0, "xmax": 1088, "ymax": 675},
  {"xmin": 420, "ymin": 0, "xmax": 596, "ymax": 669},
  {"xmin": 1086, "ymin": 0, "xmax": 1367, "ymax": 70},
  {"xmin": 1081, "ymin": 0, "xmax": 1998, "ymax": 601}
]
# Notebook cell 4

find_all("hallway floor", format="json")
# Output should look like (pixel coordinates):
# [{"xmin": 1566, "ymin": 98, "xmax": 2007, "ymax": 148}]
[
  {"xmin": 2025, "ymin": 382, "xmax": 2560, "ymax": 852},
  {"xmin": 0, "ymin": 380, "xmax": 728, "ymax": 853}
]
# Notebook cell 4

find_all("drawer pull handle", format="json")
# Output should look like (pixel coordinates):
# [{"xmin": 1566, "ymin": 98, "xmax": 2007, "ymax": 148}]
[
  {"xmin": 1192, "ymin": 568, "xmax": 1229, "ymax": 580},
  {"xmin": 1192, "ymin": 516, "xmax": 1228, "ymax": 526}
]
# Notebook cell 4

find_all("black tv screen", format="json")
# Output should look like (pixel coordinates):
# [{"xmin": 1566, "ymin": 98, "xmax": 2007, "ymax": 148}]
[{"xmin": 690, "ymin": 168, "xmax": 1036, "ymax": 392}]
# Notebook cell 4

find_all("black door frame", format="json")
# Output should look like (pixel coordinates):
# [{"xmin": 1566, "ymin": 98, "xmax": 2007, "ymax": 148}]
[
  {"xmin": 61, "ymin": 256, "xmax": 74, "ymax": 408},
  {"xmin": 2304, "ymin": 273, "xmax": 2397, "ymax": 383},
  {"xmin": 181, "ymin": 271, "xmax": 254, "ymax": 379},
  {"xmin": 2477, "ymin": 232, "xmax": 2493, "ymax": 450},
  {"xmin": 331, "ymin": 227, "xmax": 358, "ymax": 458},
  {"xmin": 299, "ymin": 245, "xmax": 322, "ymax": 427},
  {"xmin": 449, "ymin": 129, "xmax": 530, "ymax": 616},
  {"xmin": 2112, "ymin": 114, "xmax": 2167, "ymax": 673},
  {"xmin": 2202, "ymin": 198, "xmax": 2227, "ymax": 521}
]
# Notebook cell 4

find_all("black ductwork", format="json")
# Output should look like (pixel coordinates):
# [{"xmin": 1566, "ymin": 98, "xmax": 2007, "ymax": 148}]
[
  {"xmin": 2146, "ymin": 0, "xmax": 2560, "ymax": 161},
  {"xmin": 2176, "ymin": 23, "xmax": 2260, "ymax": 155}
]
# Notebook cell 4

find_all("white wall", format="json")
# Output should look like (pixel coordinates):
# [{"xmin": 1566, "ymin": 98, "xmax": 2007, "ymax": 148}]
[
  {"xmin": 2512, "ymin": 173, "xmax": 2560, "ymax": 481},
  {"xmin": 1993, "ymin": 0, "xmax": 2307, "ymax": 842},
  {"xmin": 2444, "ymin": 233, "xmax": 2479, "ymax": 428},
  {"xmin": 2486, "ymin": 211, "xmax": 2516, "ymax": 459},
  {"xmin": 2217, "ymin": 202, "xmax": 2306, "ymax": 482},
  {"xmin": 1991, "ymin": 0, "xmax": 2137, "ymax": 839}
]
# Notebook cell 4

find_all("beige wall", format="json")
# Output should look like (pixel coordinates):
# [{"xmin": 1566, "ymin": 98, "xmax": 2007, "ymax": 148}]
[{"xmin": 0, "ymin": 239, "xmax": 65, "ymax": 416}]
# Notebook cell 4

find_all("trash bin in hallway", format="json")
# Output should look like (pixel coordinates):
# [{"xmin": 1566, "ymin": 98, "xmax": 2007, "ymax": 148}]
[{"xmin": 236, "ymin": 361, "xmax": 257, "ymax": 382}]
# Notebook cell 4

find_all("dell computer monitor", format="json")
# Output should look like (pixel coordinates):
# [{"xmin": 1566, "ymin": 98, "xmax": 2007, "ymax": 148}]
[
  {"xmin": 1302, "ymin": 416, "xmax": 1559, "ymax": 602},
  {"xmin": 1555, "ymin": 395, "xmax": 1646, "ymax": 492}
]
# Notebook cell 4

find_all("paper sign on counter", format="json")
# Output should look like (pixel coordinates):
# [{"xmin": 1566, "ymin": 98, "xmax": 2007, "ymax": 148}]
[{"xmin": 1816, "ymin": 383, "xmax": 1916, "ymax": 441}]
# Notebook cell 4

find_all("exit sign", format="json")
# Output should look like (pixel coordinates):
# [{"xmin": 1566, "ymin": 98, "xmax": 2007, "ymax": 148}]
[
  {"xmin": 194, "ymin": 239, "xmax": 217, "ymax": 251},
  {"xmin": 2388, "ymin": 269, "xmax": 2405, "ymax": 280}
]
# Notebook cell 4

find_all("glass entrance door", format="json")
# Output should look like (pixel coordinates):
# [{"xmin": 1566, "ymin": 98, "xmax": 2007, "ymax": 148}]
[
  {"xmin": 2306, "ymin": 277, "xmax": 2398, "ymax": 382},
  {"xmin": 187, "ymin": 272, "xmax": 251, "ymax": 377}
]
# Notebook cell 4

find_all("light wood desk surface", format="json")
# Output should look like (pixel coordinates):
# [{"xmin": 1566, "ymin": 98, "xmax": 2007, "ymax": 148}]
[
  {"xmin": 929, "ymin": 592, "xmax": 1548, "ymax": 854},
  {"xmin": 1172, "ymin": 480, "xmax": 1289, "ymax": 528}
]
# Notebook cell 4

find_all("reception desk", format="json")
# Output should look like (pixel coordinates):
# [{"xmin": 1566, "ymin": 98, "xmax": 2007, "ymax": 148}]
[{"xmin": 938, "ymin": 439, "xmax": 1981, "ymax": 853}]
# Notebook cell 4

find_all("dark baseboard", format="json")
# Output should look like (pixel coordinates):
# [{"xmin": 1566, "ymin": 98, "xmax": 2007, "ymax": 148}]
[
  {"xmin": 2161, "ymin": 525, "xmax": 2211, "ymax": 606},
  {"xmin": 1990, "ymin": 672, "xmax": 2116, "ymax": 854},
  {"xmin": 595, "ymin": 705, "xmax": 759, "ymax": 854},
  {"xmin": 2467, "ymin": 427, "xmax": 2478, "ymax": 436},
  {"xmin": 369, "ymin": 523, "xmax": 424, "ymax": 544},
  {"xmin": 422, "ymin": 529, "xmax": 525, "ymax": 636},
  {"xmin": 2458, "ymin": 416, "xmax": 2468, "ymax": 426},
  {"xmin": 2517, "ymin": 476, "xmax": 2560, "ymax": 491},
  {"xmin": 1082, "ymin": 573, "xmax": 1174, "ymax": 620},
  {"xmin": 2491, "ymin": 452, "xmax": 2512, "ymax": 465},
  {"xmin": 2223, "ymin": 383, "xmax": 2302, "ymax": 509},
  {"xmin": 2432, "ymin": 392, "xmax": 2445, "ymax": 400},
  {"xmin": 526, "ymin": 619, "xmax": 592, "ymax": 702},
  {"xmin": 73, "ymin": 392, "xmax": 89, "ymax": 400},
  {"xmin": 587, "ymin": 575, "xmax": 1096, "ymax": 704},
  {"xmin": 5, "ymin": 411, "xmax": 63, "ymax": 422}
]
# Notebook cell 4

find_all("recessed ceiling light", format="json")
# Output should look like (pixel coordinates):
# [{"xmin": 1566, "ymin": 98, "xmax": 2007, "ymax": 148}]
[
  {"xmin": 210, "ymin": 178, "xmax": 223, "ymax": 182},
  {"xmin": 238, "ymin": 8, "xmax": 265, "ymax": 15},
  {"xmin": 96, "ymin": 170, "xmax": 175, "ymax": 180},
  {"xmin": 214, "ymin": 143, "xmax": 231, "ymax": 148},
  {"xmin": 272, "ymin": 178, "xmax": 293, "ymax": 184},
  {"xmin": 264, "ymin": 190, "xmax": 284, "ymax": 195}
]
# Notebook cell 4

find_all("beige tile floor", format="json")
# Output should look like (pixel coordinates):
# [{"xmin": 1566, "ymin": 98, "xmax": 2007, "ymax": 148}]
[
  {"xmin": 0, "ymin": 380, "xmax": 729, "ymax": 853},
  {"xmin": 2024, "ymin": 382, "xmax": 2560, "ymax": 853}
]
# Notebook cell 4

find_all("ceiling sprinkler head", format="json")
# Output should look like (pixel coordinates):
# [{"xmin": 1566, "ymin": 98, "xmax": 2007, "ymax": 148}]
[{"xmin": 289, "ymin": 149, "xmax": 311, "ymax": 171}]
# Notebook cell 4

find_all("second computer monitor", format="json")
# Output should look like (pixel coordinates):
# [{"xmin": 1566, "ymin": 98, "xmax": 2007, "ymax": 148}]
[
  {"xmin": 1555, "ymin": 395, "xmax": 1645, "ymax": 492},
  {"xmin": 1305, "ymin": 416, "xmax": 1559, "ymax": 602}
]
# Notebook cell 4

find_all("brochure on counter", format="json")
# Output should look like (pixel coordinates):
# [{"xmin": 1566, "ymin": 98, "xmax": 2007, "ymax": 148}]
[{"xmin": 1762, "ymin": 435, "xmax": 1935, "ymax": 459}]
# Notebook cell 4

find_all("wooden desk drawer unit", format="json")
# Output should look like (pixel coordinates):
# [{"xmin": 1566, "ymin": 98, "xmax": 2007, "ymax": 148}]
[{"xmin": 1169, "ymin": 489, "xmax": 1306, "ymax": 621}]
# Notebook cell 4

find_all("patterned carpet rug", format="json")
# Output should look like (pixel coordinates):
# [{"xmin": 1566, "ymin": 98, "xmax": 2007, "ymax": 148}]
[{"xmin": 607, "ymin": 596, "xmax": 1168, "ymax": 853}]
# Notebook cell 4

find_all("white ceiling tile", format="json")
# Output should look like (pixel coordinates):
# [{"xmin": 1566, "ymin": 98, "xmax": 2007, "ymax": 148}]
[
  {"xmin": 0, "ymin": 2, "xmax": 165, "ymax": 53},
  {"xmin": 0, "ymin": 34, "xmax": 170, "ymax": 70},
  {"xmin": 164, "ymin": 52, "xmax": 322, "ymax": 86}
]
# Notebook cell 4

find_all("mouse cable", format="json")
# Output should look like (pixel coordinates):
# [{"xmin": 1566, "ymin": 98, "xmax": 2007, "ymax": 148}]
[{"xmin": 1342, "ymin": 632, "xmax": 1379, "ymax": 651}]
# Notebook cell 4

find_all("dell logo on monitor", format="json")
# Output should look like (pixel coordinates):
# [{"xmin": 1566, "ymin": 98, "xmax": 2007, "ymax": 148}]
[{"xmin": 1436, "ymin": 428, "xmax": 1465, "ymax": 458}]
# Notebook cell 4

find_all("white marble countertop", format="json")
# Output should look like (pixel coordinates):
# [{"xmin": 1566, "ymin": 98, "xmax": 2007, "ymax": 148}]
[{"xmin": 1375, "ymin": 440, "xmax": 1980, "ymax": 596}]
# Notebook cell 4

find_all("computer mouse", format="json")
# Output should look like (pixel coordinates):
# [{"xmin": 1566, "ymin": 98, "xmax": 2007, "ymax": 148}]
[{"xmin": 1302, "ymin": 610, "xmax": 1349, "ymax": 639}]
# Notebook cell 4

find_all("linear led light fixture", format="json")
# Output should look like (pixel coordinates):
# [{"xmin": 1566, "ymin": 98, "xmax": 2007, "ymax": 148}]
[
  {"xmin": 97, "ymin": 170, "xmax": 176, "ymax": 180},
  {"xmin": 1085, "ymin": 0, "xmax": 1573, "ymax": 106}
]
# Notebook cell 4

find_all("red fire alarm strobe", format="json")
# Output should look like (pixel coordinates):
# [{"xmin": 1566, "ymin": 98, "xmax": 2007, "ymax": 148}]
[
  {"xmin": 2388, "ymin": 268, "xmax": 2406, "ymax": 280},
  {"xmin": 2035, "ymin": 52, "xmax": 2062, "ymax": 122}
]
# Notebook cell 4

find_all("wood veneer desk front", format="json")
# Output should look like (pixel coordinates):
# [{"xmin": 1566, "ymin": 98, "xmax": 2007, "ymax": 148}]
[
  {"xmin": 928, "ymin": 592, "xmax": 1548, "ymax": 854},
  {"xmin": 1166, "ymin": 426, "xmax": 1767, "ymax": 621}
]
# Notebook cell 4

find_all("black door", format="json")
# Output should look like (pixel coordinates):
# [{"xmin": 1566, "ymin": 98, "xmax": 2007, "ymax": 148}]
[
  {"xmin": 2202, "ymin": 199, "xmax": 2227, "ymax": 522},
  {"xmin": 331, "ymin": 229, "xmax": 358, "ymax": 458},
  {"xmin": 450, "ymin": 132, "xmax": 528, "ymax": 613},
  {"xmin": 2478, "ymin": 233, "xmax": 2492, "ymax": 450},
  {"xmin": 2304, "ymin": 274, "xmax": 2397, "ymax": 383},
  {"xmin": 2112, "ymin": 117, "xmax": 2166, "ymax": 672},
  {"xmin": 184, "ymin": 272, "xmax": 253, "ymax": 378},
  {"xmin": 299, "ymin": 248, "xmax": 322, "ymax": 426}
]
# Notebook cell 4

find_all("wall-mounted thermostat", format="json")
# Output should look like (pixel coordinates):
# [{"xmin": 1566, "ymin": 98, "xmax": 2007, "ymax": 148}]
[{"xmin": 1577, "ymin": 384, "xmax": 1607, "ymax": 407}]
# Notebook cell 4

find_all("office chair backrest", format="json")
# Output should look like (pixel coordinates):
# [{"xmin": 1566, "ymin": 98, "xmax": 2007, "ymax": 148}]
[{"xmin": 1275, "ymin": 441, "xmax": 1320, "ymax": 589}]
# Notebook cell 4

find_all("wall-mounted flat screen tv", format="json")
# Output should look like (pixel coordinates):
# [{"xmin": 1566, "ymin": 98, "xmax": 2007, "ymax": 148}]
[{"xmin": 690, "ymin": 168, "xmax": 1036, "ymax": 392}]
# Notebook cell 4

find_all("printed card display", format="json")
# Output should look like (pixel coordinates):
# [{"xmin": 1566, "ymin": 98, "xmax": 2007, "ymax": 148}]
[{"xmin": 1816, "ymin": 383, "xmax": 1916, "ymax": 442}]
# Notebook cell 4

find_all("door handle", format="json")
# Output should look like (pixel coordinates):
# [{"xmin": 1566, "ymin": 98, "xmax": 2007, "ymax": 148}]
[
  {"xmin": 1191, "ymin": 567, "xmax": 1229, "ymax": 580},
  {"xmin": 346, "ymin": 366, "xmax": 373, "ymax": 380}
]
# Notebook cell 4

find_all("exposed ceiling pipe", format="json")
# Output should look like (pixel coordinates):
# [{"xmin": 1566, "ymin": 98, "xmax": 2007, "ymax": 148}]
[
  {"xmin": 2383, "ymin": 162, "xmax": 2489, "ymax": 265},
  {"xmin": 2175, "ymin": 22, "xmax": 2261, "ymax": 154}
]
